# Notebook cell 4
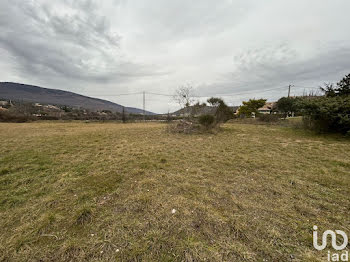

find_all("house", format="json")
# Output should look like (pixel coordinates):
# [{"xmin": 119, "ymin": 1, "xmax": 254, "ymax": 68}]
[
  {"xmin": 232, "ymin": 106, "xmax": 240, "ymax": 115},
  {"xmin": 258, "ymin": 102, "xmax": 276, "ymax": 114},
  {"xmin": 0, "ymin": 101, "xmax": 9, "ymax": 107},
  {"xmin": 44, "ymin": 105, "xmax": 60, "ymax": 110}
]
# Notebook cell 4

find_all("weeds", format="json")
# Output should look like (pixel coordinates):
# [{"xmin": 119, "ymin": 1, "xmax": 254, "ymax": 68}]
[{"xmin": 76, "ymin": 207, "xmax": 93, "ymax": 225}]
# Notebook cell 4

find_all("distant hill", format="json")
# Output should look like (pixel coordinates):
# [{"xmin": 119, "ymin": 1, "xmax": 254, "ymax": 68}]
[{"xmin": 0, "ymin": 82, "xmax": 155, "ymax": 115}]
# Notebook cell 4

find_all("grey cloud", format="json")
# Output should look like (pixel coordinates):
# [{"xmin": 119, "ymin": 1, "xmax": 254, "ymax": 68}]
[
  {"xmin": 0, "ymin": 0, "xmax": 349, "ymax": 113},
  {"xmin": 199, "ymin": 44, "xmax": 350, "ymax": 99},
  {"xmin": 0, "ymin": 0, "xmax": 160, "ymax": 84},
  {"xmin": 125, "ymin": 0, "xmax": 259, "ymax": 42}
]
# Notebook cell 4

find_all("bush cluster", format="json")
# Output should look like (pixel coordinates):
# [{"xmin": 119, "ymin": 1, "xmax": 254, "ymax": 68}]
[
  {"xmin": 198, "ymin": 114, "xmax": 215, "ymax": 128},
  {"xmin": 297, "ymin": 74, "xmax": 350, "ymax": 134},
  {"xmin": 0, "ymin": 111, "xmax": 33, "ymax": 123},
  {"xmin": 300, "ymin": 96, "xmax": 350, "ymax": 134},
  {"xmin": 257, "ymin": 114, "xmax": 281, "ymax": 123}
]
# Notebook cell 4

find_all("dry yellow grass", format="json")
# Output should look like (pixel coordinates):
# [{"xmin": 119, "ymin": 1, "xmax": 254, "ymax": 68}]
[{"xmin": 0, "ymin": 121, "xmax": 349, "ymax": 261}]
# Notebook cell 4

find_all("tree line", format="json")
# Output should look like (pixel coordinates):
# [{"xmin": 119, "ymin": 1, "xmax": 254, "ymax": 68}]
[{"xmin": 173, "ymin": 73, "xmax": 350, "ymax": 134}]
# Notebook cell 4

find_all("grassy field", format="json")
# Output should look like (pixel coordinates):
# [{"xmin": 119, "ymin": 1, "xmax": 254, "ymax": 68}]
[{"xmin": 0, "ymin": 122, "xmax": 349, "ymax": 261}]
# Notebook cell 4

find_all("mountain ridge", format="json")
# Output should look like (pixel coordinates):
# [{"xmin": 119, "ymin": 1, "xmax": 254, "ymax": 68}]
[{"xmin": 0, "ymin": 82, "xmax": 155, "ymax": 115}]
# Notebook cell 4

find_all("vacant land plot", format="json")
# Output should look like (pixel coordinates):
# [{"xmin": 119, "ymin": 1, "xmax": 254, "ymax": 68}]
[{"xmin": 0, "ymin": 122, "xmax": 349, "ymax": 261}]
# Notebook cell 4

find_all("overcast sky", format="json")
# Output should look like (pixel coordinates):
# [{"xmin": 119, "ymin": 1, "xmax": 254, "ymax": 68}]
[{"xmin": 1, "ymin": 0, "xmax": 349, "ymax": 113}]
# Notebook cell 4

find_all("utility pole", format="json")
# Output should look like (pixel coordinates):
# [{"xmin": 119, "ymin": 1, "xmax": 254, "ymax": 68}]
[
  {"xmin": 288, "ymin": 84, "xmax": 292, "ymax": 98},
  {"xmin": 143, "ymin": 91, "xmax": 145, "ymax": 122},
  {"xmin": 287, "ymin": 84, "xmax": 293, "ymax": 118},
  {"xmin": 122, "ymin": 106, "xmax": 126, "ymax": 123}
]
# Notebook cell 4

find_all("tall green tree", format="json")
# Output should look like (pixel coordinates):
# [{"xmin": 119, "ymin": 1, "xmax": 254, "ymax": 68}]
[
  {"xmin": 300, "ymin": 96, "xmax": 350, "ymax": 134},
  {"xmin": 320, "ymin": 83, "xmax": 337, "ymax": 97},
  {"xmin": 276, "ymin": 97, "xmax": 301, "ymax": 117},
  {"xmin": 300, "ymin": 73, "xmax": 350, "ymax": 134},
  {"xmin": 238, "ymin": 99, "xmax": 266, "ymax": 117},
  {"xmin": 207, "ymin": 97, "xmax": 233, "ymax": 123},
  {"xmin": 320, "ymin": 73, "xmax": 350, "ymax": 97},
  {"xmin": 336, "ymin": 73, "xmax": 350, "ymax": 96}
]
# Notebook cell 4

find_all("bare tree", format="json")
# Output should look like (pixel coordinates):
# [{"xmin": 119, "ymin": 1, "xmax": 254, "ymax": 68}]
[
  {"xmin": 173, "ymin": 84, "xmax": 196, "ymax": 118},
  {"xmin": 174, "ymin": 84, "xmax": 195, "ymax": 109}
]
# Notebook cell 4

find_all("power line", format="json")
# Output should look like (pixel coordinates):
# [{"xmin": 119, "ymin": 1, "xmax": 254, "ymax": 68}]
[
  {"xmin": 293, "ymin": 85, "xmax": 319, "ymax": 89},
  {"xmin": 87, "ymin": 85, "xmax": 319, "ymax": 99},
  {"xmin": 147, "ymin": 86, "xmax": 288, "ymax": 98},
  {"xmin": 146, "ymin": 92, "xmax": 173, "ymax": 97},
  {"xmin": 218, "ymin": 86, "xmax": 287, "ymax": 97},
  {"xmin": 88, "ymin": 86, "xmax": 291, "ymax": 98},
  {"xmin": 89, "ymin": 92, "xmax": 143, "ymax": 97},
  {"xmin": 84, "ymin": 85, "xmax": 321, "ymax": 113}
]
